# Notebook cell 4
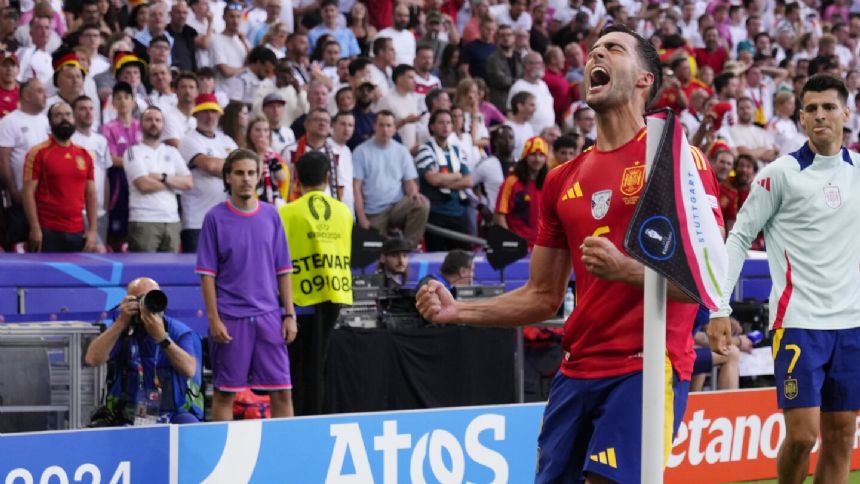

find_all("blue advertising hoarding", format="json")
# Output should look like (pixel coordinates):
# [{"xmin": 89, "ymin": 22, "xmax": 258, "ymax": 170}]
[
  {"xmin": 179, "ymin": 403, "xmax": 545, "ymax": 483},
  {"xmin": 0, "ymin": 426, "xmax": 170, "ymax": 484}
]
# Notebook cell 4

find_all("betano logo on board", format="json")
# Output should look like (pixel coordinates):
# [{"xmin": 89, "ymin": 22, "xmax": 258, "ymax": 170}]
[{"xmin": 666, "ymin": 388, "xmax": 860, "ymax": 483}]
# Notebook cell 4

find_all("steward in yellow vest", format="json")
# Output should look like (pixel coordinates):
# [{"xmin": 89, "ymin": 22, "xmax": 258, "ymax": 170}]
[{"xmin": 278, "ymin": 151, "xmax": 352, "ymax": 416}]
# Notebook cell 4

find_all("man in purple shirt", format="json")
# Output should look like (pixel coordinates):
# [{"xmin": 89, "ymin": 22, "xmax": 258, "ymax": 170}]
[{"xmin": 195, "ymin": 148, "xmax": 297, "ymax": 420}]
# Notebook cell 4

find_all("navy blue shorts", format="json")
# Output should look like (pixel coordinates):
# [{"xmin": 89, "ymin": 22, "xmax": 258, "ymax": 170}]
[
  {"xmin": 535, "ymin": 367, "xmax": 690, "ymax": 483},
  {"xmin": 692, "ymin": 346, "xmax": 713, "ymax": 375},
  {"xmin": 773, "ymin": 328, "xmax": 860, "ymax": 411}
]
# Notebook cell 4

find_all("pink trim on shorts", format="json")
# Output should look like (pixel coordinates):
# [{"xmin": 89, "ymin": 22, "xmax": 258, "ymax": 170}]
[
  {"xmin": 251, "ymin": 384, "xmax": 293, "ymax": 390},
  {"xmin": 214, "ymin": 385, "xmax": 249, "ymax": 392}
]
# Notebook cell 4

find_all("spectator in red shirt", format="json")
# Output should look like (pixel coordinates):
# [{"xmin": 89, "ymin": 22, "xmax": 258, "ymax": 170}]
[
  {"xmin": 0, "ymin": 51, "xmax": 18, "ymax": 119},
  {"xmin": 543, "ymin": 46, "xmax": 571, "ymax": 125},
  {"xmin": 22, "ymin": 101, "xmax": 97, "ymax": 252},
  {"xmin": 495, "ymin": 136, "xmax": 548, "ymax": 247},
  {"xmin": 695, "ymin": 26, "xmax": 728, "ymax": 75}
]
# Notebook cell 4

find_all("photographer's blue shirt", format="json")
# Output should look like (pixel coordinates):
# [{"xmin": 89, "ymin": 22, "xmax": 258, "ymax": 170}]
[{"xmin": 107, "ymin": 316, "xmax": 204, "ymax": 422}]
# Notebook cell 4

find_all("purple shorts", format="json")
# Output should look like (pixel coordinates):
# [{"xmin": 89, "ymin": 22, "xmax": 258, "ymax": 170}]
[{"xmin": 209, "ymin": 310, "xmax": 292, "ymax": 392}]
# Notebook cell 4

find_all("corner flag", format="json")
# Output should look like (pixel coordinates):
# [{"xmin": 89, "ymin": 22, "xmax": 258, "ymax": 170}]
[{"xmin": 623, "ymin": 110, "xmax": 727, "ymax": 311}]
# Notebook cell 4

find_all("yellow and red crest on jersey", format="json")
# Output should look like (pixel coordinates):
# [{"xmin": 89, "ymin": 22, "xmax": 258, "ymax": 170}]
[
  {"xmin": 620, "ymin": 164, "xmax": 645, "ymax": 196},
  {"xmin": 75, "ymin": 155, "xmax": 86, "ymax": 170}
]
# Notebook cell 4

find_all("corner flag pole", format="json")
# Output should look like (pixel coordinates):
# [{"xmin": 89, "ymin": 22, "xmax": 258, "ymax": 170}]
[{"xmin": 641, "ymin": 117, "xmax": 667, "ymax": 484}]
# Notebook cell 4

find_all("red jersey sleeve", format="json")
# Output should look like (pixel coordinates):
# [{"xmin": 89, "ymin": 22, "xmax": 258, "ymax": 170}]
[
  {"xmin": 82, "ymin": 148, "xmax": 95, "ymax": 181},
  {"xmin": 692, "ymin": 146, "xmax": 724, "ymax": 228},
  {"xmin": 495, "ymin": 175, "xmax": 517, "ymax": 215},
  {"xmin": 22, "ymin": 144, "xmax": 43, "ymax": 183},
  {"xmin": 535, "ymin": 163, "xmax": 568, "ymax": 249}
]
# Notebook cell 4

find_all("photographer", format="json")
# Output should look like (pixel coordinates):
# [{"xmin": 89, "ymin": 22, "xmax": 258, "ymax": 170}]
[{"xmin": 84, "ymin": 277, "xmax": 203, "ymax": 425}]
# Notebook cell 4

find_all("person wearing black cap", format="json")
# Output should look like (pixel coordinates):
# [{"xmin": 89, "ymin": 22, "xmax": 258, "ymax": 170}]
[{"xmin": 376, "ymin": 235, "xmax": 411, "ymax": 290}]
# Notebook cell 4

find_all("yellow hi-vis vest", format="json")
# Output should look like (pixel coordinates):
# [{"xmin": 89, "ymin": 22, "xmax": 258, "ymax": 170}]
[{"xmin": 278, "ymin": 191, "xmax": 353, "ymax": 306}]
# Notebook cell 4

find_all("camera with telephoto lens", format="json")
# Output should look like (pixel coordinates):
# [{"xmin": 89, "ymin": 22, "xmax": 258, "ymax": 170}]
[{"xmin": 131, "ymin": 290, "xmax": 168, "ymax": 326}]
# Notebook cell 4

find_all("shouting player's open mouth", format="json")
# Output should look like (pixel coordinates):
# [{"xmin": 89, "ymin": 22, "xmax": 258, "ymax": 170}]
[{"xmin": 588, "ymin": 65, "xmax": 611, "ymax": 95}]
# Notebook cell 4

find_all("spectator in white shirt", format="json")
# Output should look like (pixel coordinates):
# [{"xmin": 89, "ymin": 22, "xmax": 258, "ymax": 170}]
[
  {"xmin": 17, "ymin": 15, "xmax": 55, "ymax": 93},
  {"xmin": 376, "ymin": 64, "xmax": 421, "ymax": 152},
  {"xmin": 729, "ymin": 96, "xmax": 779, "ymax": 165},
  {"xmin": 178, "ymin": 93, "xmax": 238, "ymax": 251},
  {"xmin": 330, "ymin": 110, "xmax": 356, "ymax": 213},
  {"xmin": 413, "ymin": 45, "xmax": 442, "ymax": 112},
  {"xmin": 209, "ymin": 2, "xmax": 250, "ymax": 103},
  {"xmin": 148, "ymin": 63, "xmax": 177, "ymax": 111},
  {"xmin": 261, "ymin": 92, "xmax": 296, "ymax": 157},
  {"xmin": 504, "ymin": 91, "xmax": 536, "ymax": 160},
  {"xmin": 376, "ymin": 4, "xmax": 416, "ymax": 67},
  {"xmin": 72, "ymin": 95, "xmax": 111, "ymax": 250},
  {"xmin": 0, "ymin": 78, "xmax": 49, "ymax": 248},
  {"xmin": 767, "ymin": 90, "xmax": 806, "ymax": 155},
  {"xmin": 508, "ymin": 52, "xmax": 555, "ymax": 134},
  {"xmin": 125, "ymin": 107, "xmax": 193, "ymax": 252},
  {"xmin": 490, "ymin": 0, "xmax": 532, "ymax": 32},
  {"xmin": 237, "ymin": 46, "xmax": 277, "ymax": 104}
]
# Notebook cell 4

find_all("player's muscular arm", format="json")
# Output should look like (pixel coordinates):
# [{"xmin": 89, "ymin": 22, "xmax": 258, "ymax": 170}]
[
  {"xmin": 580, "ymin": 236, "xmax": 695, "ymax": 303},
  {"xmin": 416, "ymin": 246, "xmax": 572, "ymax": 326}
]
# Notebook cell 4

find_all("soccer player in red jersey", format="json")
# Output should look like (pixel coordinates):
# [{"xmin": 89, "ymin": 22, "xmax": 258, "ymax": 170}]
[{"xmin": 417, "ymin": 25, "xmax": 723, "ymax": 483}]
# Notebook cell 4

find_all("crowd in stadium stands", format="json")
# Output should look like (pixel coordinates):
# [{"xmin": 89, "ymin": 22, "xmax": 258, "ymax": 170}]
[
  {"xmin": 2, "ymin": 0, "xmax": 843, "ymax": 396},
  {"xmin": 5, "ymin": 0, "xmax": 859, "ymax": 256}
]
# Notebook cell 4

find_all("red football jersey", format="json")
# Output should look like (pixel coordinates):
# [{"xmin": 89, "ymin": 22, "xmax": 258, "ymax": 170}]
[
  {"xmin": 23, "ymin": 137, "xmax": 94, "ymax": 233},
  {"xmin": 536, "ymin": 128, "xmax": 723, "ymax": 380}
]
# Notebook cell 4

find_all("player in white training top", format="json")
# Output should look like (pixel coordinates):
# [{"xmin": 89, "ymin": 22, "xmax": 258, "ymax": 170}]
[{"xmin": 709, "ymin": 75, "xmax": 860, "ymax": 484}]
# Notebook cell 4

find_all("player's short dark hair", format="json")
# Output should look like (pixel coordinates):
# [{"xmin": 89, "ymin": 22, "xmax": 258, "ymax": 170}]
[
  {"xmin": 392, "ymin": 64, "xmax": 415, "ymax": 83},
  {"xmin": 440, "ymin": 249, "xmax": 474, "ymax": 276},
  {"xmin": 595, "ymin": 24, "xmax": 662, "ymax": 104},
  {"xmin": 222, "ymin": 148, "xmax": 260, "ymax": 194},
  {"xmin": 553, "ymin": 134, "xmax": 578, "ymax": 152},
  {"xmin": 296, "ymin": 151, "xmax": 330, "ymax": 187},
  {"xmin": 801, "ymin": 74, "xmax": 849, "ymax": 106},
  {"xmin": 510, "ymin": 91, "xmax": 534, "ymax": 115}
]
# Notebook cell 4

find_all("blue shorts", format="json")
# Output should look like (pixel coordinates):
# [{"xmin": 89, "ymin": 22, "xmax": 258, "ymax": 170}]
[
  {"xmin": 535, "ymin": 369, "xmax": 689, "ymax": 484},
  {"xmin": 773, "ymin": 328, "xmax": 860, "ymax": 411},
  {"xmin": 692, "ymin": 346, "xmax": 713, "ymax": 375}
]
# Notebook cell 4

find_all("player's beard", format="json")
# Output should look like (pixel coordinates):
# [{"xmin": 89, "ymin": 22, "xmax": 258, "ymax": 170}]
[{"xmin": 586, "ymin": 69, "xmax": 636, "ymax": 114}]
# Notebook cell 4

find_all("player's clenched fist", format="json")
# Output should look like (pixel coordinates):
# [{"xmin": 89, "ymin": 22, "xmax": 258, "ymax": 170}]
[
  {"xmin": 580, "ymin": 236, "xmax": 633, "ymax": 281},
  {"xmin": 416, "ymin": 279, "xmax": 458, "ymax": 324}
]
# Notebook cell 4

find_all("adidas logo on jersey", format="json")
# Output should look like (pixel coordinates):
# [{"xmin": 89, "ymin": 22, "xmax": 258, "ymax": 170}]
[{"xmin": 561, "ymin": 182, "xmax": 583, "ymax": 201}]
